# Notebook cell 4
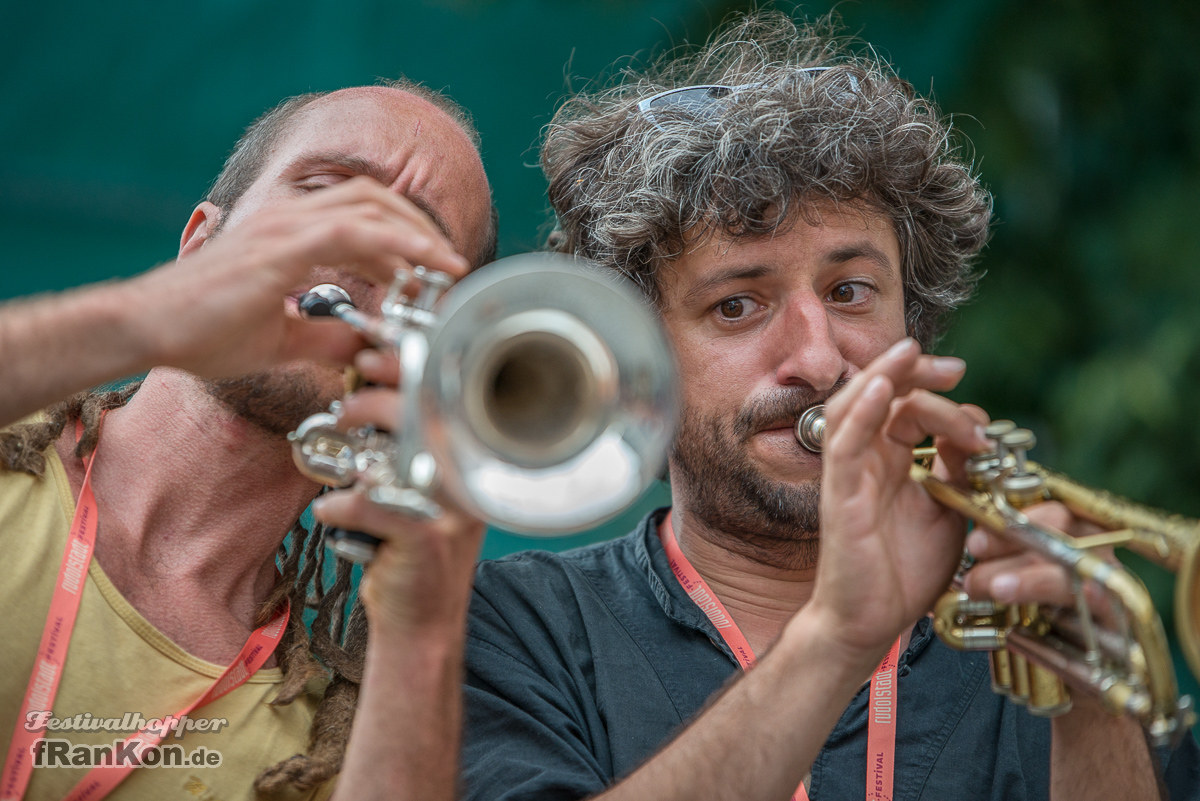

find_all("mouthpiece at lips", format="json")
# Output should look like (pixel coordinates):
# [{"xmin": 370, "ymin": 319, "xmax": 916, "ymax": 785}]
[
  {"xmin": 299, "ymin": 284, "xmax": 354, "ymax": 318},
  {"xmin": 794, "ymin": 405, "xmax": 826, "ymax": 453}
]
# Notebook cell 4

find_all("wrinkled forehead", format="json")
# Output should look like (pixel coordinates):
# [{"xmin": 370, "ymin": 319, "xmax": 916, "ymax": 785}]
[{"xmin": 263, "ymin": 87, "xmax": 492, "ymax": 259}]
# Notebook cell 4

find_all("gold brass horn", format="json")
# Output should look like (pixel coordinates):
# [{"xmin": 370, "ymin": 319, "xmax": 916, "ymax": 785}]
[
  {"xmin": 288, "ymin": 253, "xmax": 678, "ymax": 564},
  {"xmin": 796, "ymin": 404, "xmax": 1199, "ymax": 747}
]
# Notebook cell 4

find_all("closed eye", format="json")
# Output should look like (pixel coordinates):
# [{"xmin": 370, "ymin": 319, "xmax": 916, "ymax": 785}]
[{"xmin": 296, "ymin": 173, "xmax": 352, "ymax": 192}]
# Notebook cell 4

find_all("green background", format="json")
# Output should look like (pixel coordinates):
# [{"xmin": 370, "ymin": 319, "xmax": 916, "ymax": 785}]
[{"xmin": 3, "ymin": 0, "xmax": 1198, "ymax": 730}]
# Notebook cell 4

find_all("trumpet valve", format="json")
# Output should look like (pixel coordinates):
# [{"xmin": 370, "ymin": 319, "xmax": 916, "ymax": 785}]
[
  {"xmin": 966, "ymin": 420, "xmax": 1016, "ymax": 490},
  {"xmin": 383, "ymin": 265, "xmax": 453, "ymax": 329},
  {"xmin": 932, "ymin": 590, "xmax": 1007, "ymax": 651},
  {"xmin": 998, "ymin": 429, "xmax": 1047, "ymax": 507},
  {"xmin": 288, "ymin": 412, "xmax": 360, "ymax": 487}
]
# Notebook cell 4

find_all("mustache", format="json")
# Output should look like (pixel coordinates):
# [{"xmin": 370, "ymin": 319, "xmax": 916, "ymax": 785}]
[{"xmin": 733, "ymin": 378, "xmax": 849, "ymax": 439}]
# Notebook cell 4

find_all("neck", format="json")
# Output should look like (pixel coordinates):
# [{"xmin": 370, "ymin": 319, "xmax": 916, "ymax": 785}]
[
  {"xmin": 57, "ymin": 369, "xmax": 321, "ymax": 661},
  {"xmin": 669, "ymin": 506, "xmax": 817, "ymax": 656}
]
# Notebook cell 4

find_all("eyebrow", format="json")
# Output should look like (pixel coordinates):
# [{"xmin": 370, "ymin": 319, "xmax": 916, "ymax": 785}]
[
  {"xmin": 286, "ymin": 151, "xmax": 454, "ymax": 242},
  {"xmin": 681, "ymin": 265, "xmax": 773, "ymax": 306},
  {"xmin": 826, "ymin": 243, "xmax": 898, "ymax": 278},
  {"xmin": 680, "ymin": 240, "xmax": 899, "ymax": 306}
]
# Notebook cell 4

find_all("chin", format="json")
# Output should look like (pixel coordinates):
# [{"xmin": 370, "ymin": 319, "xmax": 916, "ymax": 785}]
[
  {"xmin": 205, "ymin": 365, "xmax": 342, "ymax": 438},
  {"xmin": 748, "ymin": 436, "xmax": 821, "ymax": 484}
]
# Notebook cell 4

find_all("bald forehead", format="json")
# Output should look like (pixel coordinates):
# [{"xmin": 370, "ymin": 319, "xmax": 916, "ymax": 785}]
[
  {"xmin": 312, "ymin": 86, "xmax": 457, "ymax": 128},
  {"xmin": 266, "ymin": 86, "xmax": 491, "ymax": 263},
  {"xmin": 291, "ymin": 86, "xmax": 475, "ymax": 156}
]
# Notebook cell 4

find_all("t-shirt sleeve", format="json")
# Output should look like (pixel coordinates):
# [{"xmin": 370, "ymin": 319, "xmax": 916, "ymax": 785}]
[{"xmin": 1159, "ymin": 728, "xmax": 1200, "ymax": 798}]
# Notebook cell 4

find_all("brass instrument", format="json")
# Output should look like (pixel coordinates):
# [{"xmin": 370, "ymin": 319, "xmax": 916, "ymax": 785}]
[
  {"xmin": 796, "ymin": 405, "xmax": 1199, "ymax": 747},
  {"xmin": 289, "ymin": 253, "xmax": 678, "ymax": 564}
]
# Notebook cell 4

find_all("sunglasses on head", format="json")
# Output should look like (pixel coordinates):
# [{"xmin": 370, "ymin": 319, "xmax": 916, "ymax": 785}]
[{"xmin": 636, "ymin": 66, "xmax": 855, "ymax": 131}]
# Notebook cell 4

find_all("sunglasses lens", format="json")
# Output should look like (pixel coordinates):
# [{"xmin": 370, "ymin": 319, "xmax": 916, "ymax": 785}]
[
  {"xmin": 653, "ymin": 86, "xmax": 729, "ymax": 112},
  {"xmin": 639, "ymin": 69, "xmax": 849, "ymax": 130},
  {"xmin": 641, "ymin": 86, "xmax": 734, "ymax": 129}
]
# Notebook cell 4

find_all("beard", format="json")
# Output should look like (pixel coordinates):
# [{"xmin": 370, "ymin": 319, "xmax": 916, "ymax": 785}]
[
  {"xmin": 670, "ymin": 386, "xmax": 836, "ymax": 570},
  {"xmin": 203, "ymin": 364, "xmax": 338, "ymax": 437}
]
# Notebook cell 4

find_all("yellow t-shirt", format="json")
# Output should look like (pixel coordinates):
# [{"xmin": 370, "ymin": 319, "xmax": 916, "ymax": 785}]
[{"xmin": 0, "ymin": 444, "xmax": 331, "ymax": 801}]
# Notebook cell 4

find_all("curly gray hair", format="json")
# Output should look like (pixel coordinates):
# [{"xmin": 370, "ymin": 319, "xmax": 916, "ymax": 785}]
[{"xmin": 542, "ymin": 11, "xmax": 991, "ymax": 347}]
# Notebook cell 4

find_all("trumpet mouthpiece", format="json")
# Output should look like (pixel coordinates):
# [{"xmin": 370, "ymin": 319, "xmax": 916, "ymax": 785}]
[
  {"xmin": 299, "ymin": 284, "xmax": 353, "ymax": 318},
  {"xmin": 795, "ymin": 405, "xmax": 826, "ymax": 453}
]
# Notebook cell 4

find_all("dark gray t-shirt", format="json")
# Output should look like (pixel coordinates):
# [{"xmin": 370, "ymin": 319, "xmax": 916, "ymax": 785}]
[{"xmin": 463, "ymin": 508, "xmax": 1199, "ymax": 800}]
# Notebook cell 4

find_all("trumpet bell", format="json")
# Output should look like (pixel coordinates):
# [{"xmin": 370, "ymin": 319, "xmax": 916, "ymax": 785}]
[{"xmin": 421, "ymin": 252, "xmax": 678, "ymax": 535}]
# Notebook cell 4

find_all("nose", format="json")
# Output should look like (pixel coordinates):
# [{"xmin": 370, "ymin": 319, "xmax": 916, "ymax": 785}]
[{"xmin": 771, "ymin": 293, "xmax": 848, "ymax": 394}]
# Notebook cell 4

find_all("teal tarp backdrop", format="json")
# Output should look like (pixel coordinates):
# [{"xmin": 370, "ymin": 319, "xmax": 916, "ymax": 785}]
[{"xmin": 2, "ymin": 0, "xmax": 1198, "ymax": 727}]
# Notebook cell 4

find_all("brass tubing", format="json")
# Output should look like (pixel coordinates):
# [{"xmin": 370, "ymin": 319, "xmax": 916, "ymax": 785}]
[
  {"xmin": 798, "ymin": 405, "xmax": 1198, "ymax": 743},
  {"xmin": 912, "ymin": 462, "xmax": 1188, "ymax": 742},
  {"xmin": 1037, "ymin": 466, "xmax": 1195, "ymax": 571},
  {"xmin": 1040, "ymin": 465, "xmax": 1200, "ymax": 683}
]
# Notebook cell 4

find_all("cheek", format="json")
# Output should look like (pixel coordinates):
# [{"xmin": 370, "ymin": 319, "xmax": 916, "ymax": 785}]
[
  {"xmin": 831, "ymin": 311, "xmax": 908, "ymax": 367},
  {"xmin": 673, "ymin": 338, "xmax": 761, "ymax": 416}
]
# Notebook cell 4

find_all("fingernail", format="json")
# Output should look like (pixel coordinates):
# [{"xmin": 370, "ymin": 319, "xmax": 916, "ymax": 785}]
[
  {"xmin": 991, "ymin": 574, "xmax": 1019, "ymax": 603},
  {"xmin": 974, "ymin": 425, "xmax": 988, "ymax": 446},
  {"xmin": 864, "ymin": 374, "xmax": 889, "ymax": 399},
  {"xmin": 966, "ymin": 530, "xmax": 988, "ymax": 556},
  {"xmin": 311, "ymin": 496, "xmax": 328, "ymax": 514},
  {"xmin": 885, "ymin": 337, "xmax": 918, "ymax": 359},
  {"xmin": 931, "ymin": 356, "xmax": 965, "ymax": 374},
  {"xmin": 355, "ymin": 348, "xmax": 385, "ymax": 372}
]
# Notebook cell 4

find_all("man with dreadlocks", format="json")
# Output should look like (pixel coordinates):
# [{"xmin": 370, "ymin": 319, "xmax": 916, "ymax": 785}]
[
  {"xmin": 0, "ymin": 80, "xmax": 496, "ymax": 800},
  {"xmin": 460, "ymin": 10, "xmax": 1199, "ymax": 801}
]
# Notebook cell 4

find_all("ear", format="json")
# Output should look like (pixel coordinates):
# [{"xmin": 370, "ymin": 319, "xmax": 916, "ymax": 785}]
[{"xmin": 179, "ymin": 202, "xmax": 222, "ymax": 258}]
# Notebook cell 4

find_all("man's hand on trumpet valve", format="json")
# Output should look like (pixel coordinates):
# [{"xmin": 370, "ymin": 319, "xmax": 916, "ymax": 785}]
[
  {"xmin": 145, "ymin": 175, "xmax": 473, "ymax": 380},
  {"xmin": 311, "ymin": 347, "xmax": 486, "ymax": 633},
  {"xmin": 961, "ymin": 504, "xmax": 1121, "ymax": 624},
  {"xmin": 810, "ymin": 337, "xmax": 991, "ymax": 668}
]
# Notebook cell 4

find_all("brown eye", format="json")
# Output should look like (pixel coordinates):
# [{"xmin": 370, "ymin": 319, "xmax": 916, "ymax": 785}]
[
  {"xmin": 718, "ymin": 298, "xmax": 746, "ymax": 318},
  {"xmin": 831, "ymin": 284, "xmax": 857, "ymax": 303},
  {"xmin": 830, "ymin": 282, "xmax": 874, "ymax": 305}
]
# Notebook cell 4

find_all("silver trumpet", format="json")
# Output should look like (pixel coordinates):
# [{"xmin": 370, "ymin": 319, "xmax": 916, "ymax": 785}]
[{"xmin": 289, "ymin": 253, "xmax": 678, "ymax": 563}]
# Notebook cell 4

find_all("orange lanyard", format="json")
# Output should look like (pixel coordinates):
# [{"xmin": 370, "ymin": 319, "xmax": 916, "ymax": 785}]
[
  {"xmin": 1, "ymin": 420, "xmax": 289, "ymax": 801},
  {"xmin": 660, "ymin": 512, "xmax": 899, "ymax": 801}
]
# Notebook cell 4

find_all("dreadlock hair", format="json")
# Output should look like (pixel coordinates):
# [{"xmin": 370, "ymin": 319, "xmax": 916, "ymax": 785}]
[
  {"xmin": 542, "ymin": 9, "xmax": 992, "ymax": 348},
  {"xmin": 0, "ymin": 384, "xmax": 368, "ymax": 793}
]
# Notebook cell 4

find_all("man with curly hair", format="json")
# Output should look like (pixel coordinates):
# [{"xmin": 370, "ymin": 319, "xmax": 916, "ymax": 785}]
[
  {"xmin": 0, "ymin": 80, "xmax": 495, "ymax": 800},
  {"xmin": 460, "ymin": 11, "xmax": 1199, "ymax": 801}
]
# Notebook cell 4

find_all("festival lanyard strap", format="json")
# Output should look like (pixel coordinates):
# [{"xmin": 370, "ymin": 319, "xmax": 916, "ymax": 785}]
[
  {"xmin": 660, "ymin": 513, "xmax": 899, "ymax": 801},
  {"xmin": 0, "ymin": 421, "xmax": 290, "ymax": 801}
]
